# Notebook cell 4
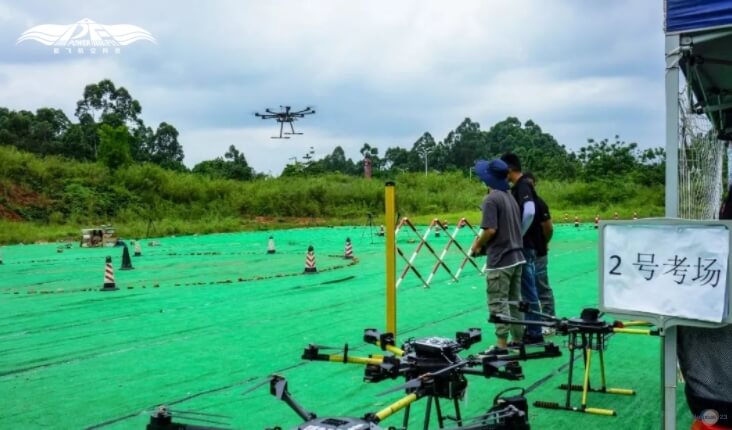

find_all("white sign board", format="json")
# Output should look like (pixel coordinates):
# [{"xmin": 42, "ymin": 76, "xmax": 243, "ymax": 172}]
[{"xmin": 602, "ymin": 223, "xmax": 729, "ymax": 323}]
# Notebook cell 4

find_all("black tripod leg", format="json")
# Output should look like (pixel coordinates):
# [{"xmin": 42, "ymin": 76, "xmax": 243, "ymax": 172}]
[{"xmin": 403, "ymin": 403, "xmax": 411, "ymax": 430}]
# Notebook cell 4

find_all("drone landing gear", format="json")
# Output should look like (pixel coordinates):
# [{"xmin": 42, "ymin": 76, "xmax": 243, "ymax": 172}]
[
  {"xmin": 400, "ymin": 394, "xmax": 463, "ymax": 430},
  {"xmin": 534, "ymin": 331, "xmax": 634, "ymax": 417}
]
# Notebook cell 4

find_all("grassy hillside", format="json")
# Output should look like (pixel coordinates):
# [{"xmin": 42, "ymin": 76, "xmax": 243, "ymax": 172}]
[{"xmin": 0, "ymin": 145, "xmax": 664, "ymax": 244}]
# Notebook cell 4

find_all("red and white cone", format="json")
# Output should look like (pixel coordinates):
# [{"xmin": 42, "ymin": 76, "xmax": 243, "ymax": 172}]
[
  {"xmin": 304, "ymin": 246, "xmax": 317, "ymax": 273},
  {"xmin": 267, "ymin": 236, "xmax": 276, "ymax": 254},
  {"xmin": 594, "ymin": 215, "xmax": 600, "ymax": 229},
  {"xmin": 574, "ymin": 216, "xmax": 580, "ymax": 228},
  {"xmin": 633, "ymin": 211, "xmax": 638, "ymax": 220},
  {"xmin": 344, "ymin": 238, "xmax": 353, "ymax": 259},
  {"xmin": 101, "ymin": 256, "xmax": 118, "ymax": 291},
  {"xmin": 134, "ymin": 241, "xmax": 142, "ymax": 257}
]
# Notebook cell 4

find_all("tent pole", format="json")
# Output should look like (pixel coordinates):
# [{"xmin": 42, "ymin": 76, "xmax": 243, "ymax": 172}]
[{"xmin": 663, "ymin": 33, "xmax": 681, "ymax": 430}]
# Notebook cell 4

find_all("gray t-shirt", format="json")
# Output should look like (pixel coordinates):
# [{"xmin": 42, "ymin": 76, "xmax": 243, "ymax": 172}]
[{"xmin": 481, "ymin": 190, "xmax": 525, "ymax": 269}]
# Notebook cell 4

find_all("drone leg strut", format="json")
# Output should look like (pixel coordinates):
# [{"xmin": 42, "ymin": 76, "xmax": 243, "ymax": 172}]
[
  {"xmin": 434, "ymin": 396, "xmax": 444, "ymax": 428},
  {"xmin": 565, "ymin": 333, "xmax": 576, "ymax": 408},
  {"xmin": 581, "ymin": 346, "xmax": 592, "ymax": 409},
  {"xmin": 402, "ymin": 404, "xmax": 410, "ymax": 430},
  {"xmin": 453, "ymin": 398, "xmax": 462, "ymax": 426},
  {"xmin": 423, "ymin": 396, "xmax": 432, "ymax": 430}
]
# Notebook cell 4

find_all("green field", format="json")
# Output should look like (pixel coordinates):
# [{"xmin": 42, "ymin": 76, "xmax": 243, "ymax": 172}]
[{"xmin": 0, "ymin": 224, "xmax": 692, "ymax": 429}]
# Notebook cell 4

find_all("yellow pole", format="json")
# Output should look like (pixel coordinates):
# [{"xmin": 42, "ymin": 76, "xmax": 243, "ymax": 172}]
[{"xmin": 385, "ymin": 182, "xmax": 397, "ymax": 337}]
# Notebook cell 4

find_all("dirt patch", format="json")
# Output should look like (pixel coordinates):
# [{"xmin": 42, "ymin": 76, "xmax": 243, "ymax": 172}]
[
  {"xmin": 0, "ymin": 183, "xmax": 51, "ymax": 220},
  {"xmin": 0, "ymin": 204, "xmax": 22, "ymax": 221}
]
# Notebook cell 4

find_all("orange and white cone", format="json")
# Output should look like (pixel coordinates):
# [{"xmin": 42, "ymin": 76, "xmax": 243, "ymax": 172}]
[
  {"xmin": 574, "ymin": 216, "xmax": 580, "ymax": 228},
  {"xmin": 344, "ymin": 238, "xmax": 354, "ymax": 259},
  {"xmin": 304, "ymin": 246, "xmax": 317, "ymax": 273},
  {"xmin": 267, "ymin": 236, "xmax": 276, "ymax": 254},
  {"xmin": 134, "ymin": 241, "xmax": 142, "ymax": 257},
  {"xmin": 101, "ymin": 256, "xmax": 118, "ymax": 291},
  {"xmin": 594, "ymin": 215, "xmax": 600, "ymax": 229}
]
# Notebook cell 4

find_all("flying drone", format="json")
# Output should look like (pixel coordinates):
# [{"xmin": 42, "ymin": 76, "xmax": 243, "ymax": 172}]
[
  {"xmin": 254, "ymin": 106, "xmax": 316, "ymax": 139},
  {"xmin": 490, "ymin": 304, "xmax": 659, "ymax": 417}
]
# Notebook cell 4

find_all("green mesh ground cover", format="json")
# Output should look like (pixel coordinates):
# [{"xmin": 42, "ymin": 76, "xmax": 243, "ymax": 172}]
[{"xmin": 0, "ymin": 224, "xmax": 693, "ymax": 429}]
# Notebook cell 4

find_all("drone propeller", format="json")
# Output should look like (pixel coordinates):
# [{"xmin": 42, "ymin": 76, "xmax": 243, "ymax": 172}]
[
  {"xmin": 146, "ymin": 405, "xmax": 232, "ymax": 427},
  {"xmin": 242, "ymin": 375, "xmax": 278, "ymax": 395}
]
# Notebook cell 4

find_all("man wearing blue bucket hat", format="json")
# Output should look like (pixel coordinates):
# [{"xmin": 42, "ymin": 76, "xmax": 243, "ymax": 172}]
[{"xmin": 470, "ymin": 159, "xmax": 526, "ymax": 351}]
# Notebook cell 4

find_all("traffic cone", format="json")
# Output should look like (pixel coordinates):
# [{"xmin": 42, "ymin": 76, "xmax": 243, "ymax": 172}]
[
  {"xmin": 594, "ymin": 214, "xmax": 600, "ymax": 229},
  {"xmin": 633, "ymin": 211, "xmax": 638, "ymax": 220},
  {"xmin": 344, "ymin": 238, "xmax": 354, "ymax": 259},
  {"xmin": 564, "ymin": 213, "xmax": 569, "ymax": 223},
  {"xmin": 304, "ymin": 246, "xmax": 317, "ymax": 273},
  {"xmin": 377, "ymin": 225, "xmax": 385, "ymax": 237},
  {"xmin": 134, "ymin": 241, "xmax": 142, "ymax": 257},
  {"xmin": 613, "ymin": 212, "xmax": 619, "ymax": 220},
  {"xmin": 574, "ymin": 216, "xmax": 580, "ymax": 228},
  {"xmin": 267, "ymin": 236, "xmax": 276, "ymax": 254},
  {"xmin": 102, "ymin": 256, "xmax": 118, "ymax": 291},
  {"xmin": 120, "ymin": 245, "xmax": 134, "ymax": 270}
]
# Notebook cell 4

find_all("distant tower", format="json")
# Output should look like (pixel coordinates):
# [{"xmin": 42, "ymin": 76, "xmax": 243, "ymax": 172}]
[{"xmin": 364, "ymin": 157, "xmax": 372, "ymax": 179}]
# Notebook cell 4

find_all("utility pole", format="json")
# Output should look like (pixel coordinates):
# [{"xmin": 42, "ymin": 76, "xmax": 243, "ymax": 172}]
[{"xmin": 417, "ymin": 146, "xmax": 433, "ymax": 176}]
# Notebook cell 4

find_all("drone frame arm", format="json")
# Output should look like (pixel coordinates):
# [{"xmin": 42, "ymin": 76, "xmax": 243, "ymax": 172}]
[
  {"xmin": 302, "ymin": 344, "xmax": 384, "ymax": 365},
  {"xmin": 269, "ymin": 376, "xmax": 316, "ymax": 422},
  {"xmin": 369, "ymin": 392, "xmax": 420, "ymax": 423}
]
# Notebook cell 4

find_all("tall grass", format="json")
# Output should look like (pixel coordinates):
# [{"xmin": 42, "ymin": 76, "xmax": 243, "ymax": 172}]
[{"xmin": 0, "ymin": 145, "xmax": 664, "ymax": 244}]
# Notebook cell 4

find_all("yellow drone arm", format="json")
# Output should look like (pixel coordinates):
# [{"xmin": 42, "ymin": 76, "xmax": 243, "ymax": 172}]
[
  {"xmin": 618, "ymin": 320, "xmax": 653, "ymax": 327},
  {"xmin": 373, "ymin": 393, "xmax": 419, "ymax": 422},
  {"xmin": 327, "ymin": 355, "xmax": 384, "ymax": 365},
  {"xmin": 613, "ymin": 327, "xmax": 660, "ymax": 336},
  {"xmin": 375, "ymin": 341, "xmax": 404, "ymax": 357}
]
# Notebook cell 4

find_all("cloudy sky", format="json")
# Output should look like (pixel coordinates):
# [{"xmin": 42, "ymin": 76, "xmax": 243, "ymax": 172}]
[{"xmin": 1, "ymin": 1, "xmax": 665, "ymax": 174}]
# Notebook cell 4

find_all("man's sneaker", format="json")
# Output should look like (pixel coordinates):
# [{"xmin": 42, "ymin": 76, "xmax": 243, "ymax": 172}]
[
  {"xmin": 542, "ymin": 327, "xmax": 556, "ymax": 337},
  {"xmin": 482, "ymin": 345, "xmax": 509, "ymax": 356},
  {"xmin": 522, "ymin": 334, "xmax": 545, "ymax": 345}
]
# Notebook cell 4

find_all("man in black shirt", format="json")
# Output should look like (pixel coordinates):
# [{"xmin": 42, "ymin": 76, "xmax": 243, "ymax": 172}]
[
  {"xmin": 500, "ymin": 153, "xmax": 544, "ymax": 344},
  {"xmin": 524, "ymin": 172, "xmax": 556, "ymax": 321}
]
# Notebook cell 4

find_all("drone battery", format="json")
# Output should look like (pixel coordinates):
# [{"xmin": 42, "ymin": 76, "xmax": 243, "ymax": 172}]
[{"xmin": 411, "ymin": 337, "xmax": 460, "ymax": 357}]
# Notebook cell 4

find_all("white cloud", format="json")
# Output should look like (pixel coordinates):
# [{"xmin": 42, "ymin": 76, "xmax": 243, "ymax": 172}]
[{"xmin": 0, "ymin": 0, "xmax": 667, "ymax": 174}]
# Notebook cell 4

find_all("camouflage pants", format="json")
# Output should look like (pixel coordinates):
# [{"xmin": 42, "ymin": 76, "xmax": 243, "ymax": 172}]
[{"xmin": 486, "ymin": 264, "xmax": 524, "ymax": 342}]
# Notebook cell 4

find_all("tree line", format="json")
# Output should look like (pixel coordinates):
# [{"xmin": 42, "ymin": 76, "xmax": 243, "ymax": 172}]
[{"xmin": 0, "ymin": 79, "xmax": 665, "ymax": 185}]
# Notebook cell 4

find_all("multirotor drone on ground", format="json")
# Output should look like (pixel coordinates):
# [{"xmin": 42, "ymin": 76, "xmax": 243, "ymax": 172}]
[
  {"xmin": 297, "ymin": 327, "xmax": 561, "ymax": 429},
  {"xmin": 254, "ymin": 106, "xmax": 315, "ymax": 139},
  {"xmin": 490, "ymin": 304, "xmax": 659, "ymax": 417}
]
